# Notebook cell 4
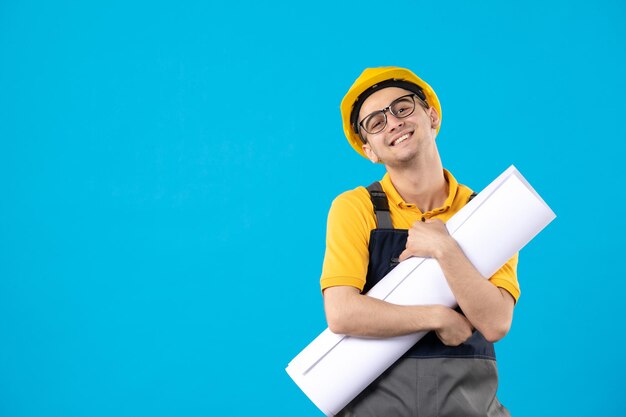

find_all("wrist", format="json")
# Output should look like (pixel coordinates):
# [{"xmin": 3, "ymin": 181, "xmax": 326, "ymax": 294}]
[
  {"xmin": 431, "ymin": 305, "xmax": 450, "ymax": 331},
  {"xmin": 433, "ymin": 236, "xmax": 459, "ymax": 260}
]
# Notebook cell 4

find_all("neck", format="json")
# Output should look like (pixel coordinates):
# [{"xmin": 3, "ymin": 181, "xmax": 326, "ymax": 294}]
[{"xmin": 385, "ymin": 148, "xmax": 448, "ymax": 212}]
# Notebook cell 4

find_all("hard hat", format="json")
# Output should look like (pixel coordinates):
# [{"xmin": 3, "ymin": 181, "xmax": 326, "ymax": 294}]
[{"xmin": 340, "ymin": 66, "xmax": 442, "ymax": 159}]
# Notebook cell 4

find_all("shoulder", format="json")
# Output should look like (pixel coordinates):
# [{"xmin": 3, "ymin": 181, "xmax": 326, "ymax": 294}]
[
  {"xmin": 330, "ymin": 185, "xmax": 373, "ymax": 216},
  {"xmin": 326, "ymin": 185, "xmax": 377, "ymax": 236}
]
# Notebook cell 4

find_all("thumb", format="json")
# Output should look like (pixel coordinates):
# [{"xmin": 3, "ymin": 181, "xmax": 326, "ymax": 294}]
[{"xmin": 398, "ymin": 249, "xmax": 411, "ymax": 262}]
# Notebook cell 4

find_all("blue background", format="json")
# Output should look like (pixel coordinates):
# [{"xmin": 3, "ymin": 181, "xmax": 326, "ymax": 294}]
[{"xmin": 1, "ymin": 0, "xmax": 624, "ymax": 416}]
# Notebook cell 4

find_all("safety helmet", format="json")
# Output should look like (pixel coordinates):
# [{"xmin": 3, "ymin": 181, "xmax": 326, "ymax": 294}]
[{"xmin": 340, "ymin": 66, "xmax": 442, "ymax": 159}]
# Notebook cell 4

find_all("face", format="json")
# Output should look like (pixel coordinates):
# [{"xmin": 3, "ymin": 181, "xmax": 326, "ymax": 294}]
[{"xmin": 358, "ymin": 87, "xmax": 440, "ymax": 167}]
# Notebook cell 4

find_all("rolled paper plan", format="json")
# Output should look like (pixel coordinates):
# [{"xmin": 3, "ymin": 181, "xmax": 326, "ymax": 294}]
[{"xmin": 286, "ymin": 165, "xmax": 556, "ymax": 416}]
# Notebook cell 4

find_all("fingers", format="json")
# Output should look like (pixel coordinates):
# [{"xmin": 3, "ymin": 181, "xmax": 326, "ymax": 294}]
[
  {"xmin": 398, "ymin": 249, "xmax": 411, "ymax": 262},
  {"xmin": 402, "ymin": 218, "xmax": 448, "ymax": 261},
  {"xmin": 435, "ymin": 308, "xmax": 474, "ymax": 346},
  {"xmin": 462, "ymin": 315, "xmax": 475, "ymax": 332},
  {"xmin": 438, "ymin": 330, "xmax": 473, "ymax": 346},
  {"xmin": 436, "ymin": 330, "xmax": 469, "ymax": 347}
]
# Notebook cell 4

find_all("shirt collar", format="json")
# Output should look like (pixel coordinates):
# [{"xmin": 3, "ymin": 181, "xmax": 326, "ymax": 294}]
[{"xmin": 380, "ymin": 169, "xmax": 459, "ymax": 213}]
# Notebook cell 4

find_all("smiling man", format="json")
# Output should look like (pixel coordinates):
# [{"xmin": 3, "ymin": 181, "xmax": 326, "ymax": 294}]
[{"xmin": 320, "ymin": 67, "xmax": 520, "ymax": 417}]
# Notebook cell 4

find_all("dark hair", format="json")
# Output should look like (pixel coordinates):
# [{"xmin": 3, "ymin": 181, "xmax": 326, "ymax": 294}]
[{"xmin": 350, "ymin": 79, "xmax": 428, "ymax": 143}]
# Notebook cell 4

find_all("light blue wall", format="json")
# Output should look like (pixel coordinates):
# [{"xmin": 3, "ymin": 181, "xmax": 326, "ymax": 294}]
[{"xmin": 1, "ymin": 1, "xmax": 624, "ymax": 416}]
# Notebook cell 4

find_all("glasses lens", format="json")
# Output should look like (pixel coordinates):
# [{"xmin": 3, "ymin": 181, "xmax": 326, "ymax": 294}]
[
  {"xmin": 362, "ymin": 112, "xmax": 386, "ymax": 134},
  {"xmin": 390, "ymin": 96, "xmax": 416, "ymax": 119}
]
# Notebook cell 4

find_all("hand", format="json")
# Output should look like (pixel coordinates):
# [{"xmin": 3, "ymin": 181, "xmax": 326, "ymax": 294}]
[
  {"xmin": 398, "ymin": 219, "xmax": 454, "ymax": 261},
  {"xmin": 435, "ymin": 307, "xmax": 474, "ymax": 346}
]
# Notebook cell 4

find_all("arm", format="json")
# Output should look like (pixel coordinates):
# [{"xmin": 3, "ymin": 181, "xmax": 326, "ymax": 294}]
[
  {"xmin": 323, "ymin": 285, "xmax": 474, "ymax": 346},
  {"xmin": 321, "ymin": 191, "xmax": 474, "ymax": 346},
  {"xmin": 399, "ymin": 219, "xmax": 516, "ymax": 342}
]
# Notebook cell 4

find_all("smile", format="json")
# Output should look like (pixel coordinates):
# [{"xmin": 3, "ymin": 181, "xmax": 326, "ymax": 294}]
[{"xmin": 390, "ymin": 132, "xmax": 412, "ymax": 146}]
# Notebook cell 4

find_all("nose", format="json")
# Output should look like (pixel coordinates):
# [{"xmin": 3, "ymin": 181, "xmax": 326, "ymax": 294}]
[{"xmin": 386, "ymin": 112, "xmax": 404, "ymax": 132}]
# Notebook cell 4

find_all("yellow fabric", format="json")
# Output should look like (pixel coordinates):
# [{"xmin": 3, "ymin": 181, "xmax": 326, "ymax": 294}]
[
  {"xmin": 320, "ymin": 169, "xmax": 521, "ymax": 302},
  {"xmin": 340, "ymin": 66, "xmax": 442, "ymax": 159}
]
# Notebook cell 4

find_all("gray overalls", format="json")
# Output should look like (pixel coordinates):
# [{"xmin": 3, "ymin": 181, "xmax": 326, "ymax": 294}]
[{"xmin": 336, "ymin": 182, "xmax": 511, "ymax": 417}]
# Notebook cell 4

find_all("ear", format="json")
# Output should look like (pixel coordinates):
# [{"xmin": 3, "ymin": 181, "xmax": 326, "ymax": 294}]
[
  {"xmin": 362, "ymin": 143, "xmax": 380, "ymax": 163},
  {"xmin": 428, "ymin": 107, "xmax": 441, "ymax": 130}
]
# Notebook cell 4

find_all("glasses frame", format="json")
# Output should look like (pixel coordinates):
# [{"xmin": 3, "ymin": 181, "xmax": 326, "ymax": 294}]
[{"xmin": 358, "ymin": 93, "xmax": 429, "ymax": 135}]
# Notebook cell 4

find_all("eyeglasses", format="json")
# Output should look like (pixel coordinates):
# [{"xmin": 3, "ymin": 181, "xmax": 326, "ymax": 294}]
[{"xmin": 358, "ymin": 94, "xmax": 428, "ymax": 135}]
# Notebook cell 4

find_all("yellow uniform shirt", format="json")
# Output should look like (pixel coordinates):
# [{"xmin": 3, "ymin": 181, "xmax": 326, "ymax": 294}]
[{"xmin": 320, "ymin": 169, "xmax": 520, "ymax": 302}]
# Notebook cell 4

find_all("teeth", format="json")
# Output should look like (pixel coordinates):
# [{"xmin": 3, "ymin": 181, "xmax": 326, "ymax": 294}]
[{"xmin": 393, "ymin": 133, "xmax": 410, "ymax": 146}]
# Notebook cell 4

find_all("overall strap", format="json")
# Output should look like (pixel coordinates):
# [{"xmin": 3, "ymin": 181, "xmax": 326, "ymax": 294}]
[
  {"xmin": 366, "ymin": 183, "xmax": 475, "ymax": 228},
  {"xmin": 366, "ymin": 182, "xmax": 393, "ymax": 229}
]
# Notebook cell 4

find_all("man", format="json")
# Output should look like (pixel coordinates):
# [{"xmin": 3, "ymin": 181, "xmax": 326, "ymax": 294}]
[{"xmin": 321, "ymin": 67, "xmax": 520, "ymax": 417}]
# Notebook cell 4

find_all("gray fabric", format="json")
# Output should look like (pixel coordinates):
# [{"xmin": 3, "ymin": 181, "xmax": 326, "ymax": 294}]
[
  {"xmin": 336, "ymin": 357, "xmax": 511, "ymax": 417},
  {"xmin": 366, "ymin": 182, "xmax": 393, "ymax": 229}
]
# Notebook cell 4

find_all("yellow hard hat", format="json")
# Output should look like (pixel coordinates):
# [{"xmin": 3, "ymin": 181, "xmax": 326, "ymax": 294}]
[{"xmin": 340, "ymin": 66, "xmax": 442, "ymax": 159}]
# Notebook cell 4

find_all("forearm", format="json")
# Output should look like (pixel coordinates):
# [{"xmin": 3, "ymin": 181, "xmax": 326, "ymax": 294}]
[
  {"xmin": 435, "ymin": 239, "xmax": 514, "ymax": 342},
  {"xmin": 323, "ymin": 286, "xmax": 445, "ymax": 338}
]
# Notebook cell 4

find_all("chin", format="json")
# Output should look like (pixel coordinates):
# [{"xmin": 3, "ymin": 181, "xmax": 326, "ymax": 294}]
[{"xmin": 386, "ymin": 159, "xmax": 417, "ymax": 170}]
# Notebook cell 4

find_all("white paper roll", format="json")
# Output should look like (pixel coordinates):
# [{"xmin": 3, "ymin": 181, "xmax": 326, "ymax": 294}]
[{"xmin": 286, "ymin": 166, "xmax": 556, "ymax": 416}]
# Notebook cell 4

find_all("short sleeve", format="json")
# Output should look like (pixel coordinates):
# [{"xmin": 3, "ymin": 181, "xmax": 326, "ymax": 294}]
[
  {"xmin": 488, "ymin": 253, "xmax": 521, "ymax": 302},
  {"xmin": 320, "ymin": 189, "xmax": 376, "ymax": 292}
]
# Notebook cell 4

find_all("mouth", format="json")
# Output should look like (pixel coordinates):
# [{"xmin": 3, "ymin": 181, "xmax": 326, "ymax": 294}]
[{"xmin": 390, "ymin": 131, "xmax": 413, "ymax": 147}]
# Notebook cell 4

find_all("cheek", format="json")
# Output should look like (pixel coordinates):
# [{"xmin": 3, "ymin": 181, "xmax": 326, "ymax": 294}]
[{"xmin": 412, "ymin": 113, "xmax": 429, "ymax": 127}]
